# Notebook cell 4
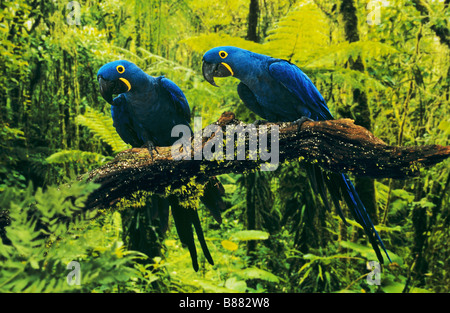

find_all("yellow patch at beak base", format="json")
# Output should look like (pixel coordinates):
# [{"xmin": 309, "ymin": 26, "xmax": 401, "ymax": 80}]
[
  {"xmin": 221, "ymin": 62, "xmax": 234, "ymax": 76},
  {"xmin": 119, "ymin": 78, "xmax": 131, "ymax": 91}
]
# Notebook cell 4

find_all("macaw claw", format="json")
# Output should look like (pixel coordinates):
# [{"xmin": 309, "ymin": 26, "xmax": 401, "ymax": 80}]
[
  {"xmin": 145, "ymin": 141, "xmax": 159, "ymax": 160},
  {"xmin": 293, "ymin": 116, "xmax": 314, "ymax": 132}
]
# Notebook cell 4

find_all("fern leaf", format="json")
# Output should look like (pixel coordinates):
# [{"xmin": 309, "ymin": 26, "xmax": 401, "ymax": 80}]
[
  {"xmin": 0, "ymin": 182, "xmax": 138, "ymax": 293},
  {"xmin": 265, "ymin": 1, "xmax": 329, "ymax": 61},
  {"xmin": 234, "ymin": 267, "xmax": 281, "ymax": 283},
  {"xmin": 264, "ymin": 1, "xmax": 399, "ymax": 68},
  {"xmin": 46, "ymin": 150, "xmax": 111, "ymax": 165},
  {"xmin": 76, "ymin": 107, "xmax": 129, "ymax": 153},
  {"xmin": 181, "ymin": 33, "xmax": 266, "ymax": 55},
  {"xmin": 304, "ymin": 66, "xmax": 388, "ymax": 91},
  {"xmin": 306, "ymin": 41, "xmax": 399, "ymax": 68}
]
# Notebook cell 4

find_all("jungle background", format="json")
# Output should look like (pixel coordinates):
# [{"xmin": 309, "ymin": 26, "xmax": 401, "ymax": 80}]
[{"xmin": 0, "ymin": 0, "xmax": 449, "ymax": 293}]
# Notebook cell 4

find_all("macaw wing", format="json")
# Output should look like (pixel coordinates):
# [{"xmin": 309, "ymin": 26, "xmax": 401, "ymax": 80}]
[
  {"xmin": 237, "ymin": 82, "xmax": 268, "ymax": 120},
  {"xmin": 160, "ymin": 77, "xmax": 191, "ymax": 122},
  {"xmin": 111, "ymin": 95, "xmax": 142, "ymax": 147},
  {"xmin": 268, "ymin": 60, "xmax": 334, "ymax": 121}
]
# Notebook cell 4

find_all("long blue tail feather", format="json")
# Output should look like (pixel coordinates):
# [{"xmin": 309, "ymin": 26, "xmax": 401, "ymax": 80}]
[
  {"xmin": 307, "ymin": 165, "xmax": 391, "ymax": 264},
  {"xmin": 339, "ymin": 173, "xmax": 392, "ymax": 263}
]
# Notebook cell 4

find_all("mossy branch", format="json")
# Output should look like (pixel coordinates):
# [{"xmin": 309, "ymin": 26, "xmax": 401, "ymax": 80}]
[{"xmin": 82, "ymin": 112, "xmax": 450, "ymax": 210}]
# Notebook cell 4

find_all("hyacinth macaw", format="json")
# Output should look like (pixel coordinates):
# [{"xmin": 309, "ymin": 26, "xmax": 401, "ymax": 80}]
[
  {"xmin": 97, "ymin": 60, "xmax": 224, "ymax": 271},
  {"xmin": 202, "ymin": 46, "xmax": 391, "ymax": 264}
]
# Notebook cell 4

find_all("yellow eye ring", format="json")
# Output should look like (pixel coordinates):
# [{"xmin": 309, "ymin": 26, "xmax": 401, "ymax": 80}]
[
  {"xmin": 116, "ymin": 65, "xmax": 125, "ymax": 74},
  {"xmin": 219, "ymin": 50, "xmax": 228, "ymax": 59}
]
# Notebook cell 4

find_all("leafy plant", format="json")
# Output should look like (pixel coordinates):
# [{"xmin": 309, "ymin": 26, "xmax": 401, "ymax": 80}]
[
  {"xmin": 0, "ymin": 181, "xmax": 142, "ymax": 292},
  {"xmin": 75, "ymin": 107, "xmax": 129, "ymax": 154},
  {"xmin": 1, "ymin": 0, "xmax": 449, "ymax": 293}
]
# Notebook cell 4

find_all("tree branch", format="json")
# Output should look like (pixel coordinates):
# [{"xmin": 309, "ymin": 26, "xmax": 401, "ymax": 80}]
[{"xmin": 83, "ymin": 112, "xmax": 450, "ymax": 211}]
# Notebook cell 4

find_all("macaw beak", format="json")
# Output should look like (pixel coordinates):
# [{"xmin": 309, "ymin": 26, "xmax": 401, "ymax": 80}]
[
  {"xmin": 202, "ymin": 60, "xmax": 233, "ymax": 87},
  {"xmin": 98, "ymin": 75, "xmax": 131, "ymax": 105}
]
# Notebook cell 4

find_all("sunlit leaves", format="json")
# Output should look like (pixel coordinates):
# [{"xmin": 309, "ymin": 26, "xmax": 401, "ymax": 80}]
[
  {"xmin": 230, "ymin": 230, "xmax": 270, "ymax": 241},
  {"xmin": 46, "ymin": 150, "xmax": 111, "ymax": 166},
  {"xmin": 76, "ymin": 107, "xmax": 129, "ymax": 153},
  {"xmin": 234, "ymin": 267, "xmax": 281, "ymax": 283},
  {"xmin": 0, "ymin": 181, "xmax": 141, "ymax": 293},
  {"xmin": 265, "ymin": 1, "xmax": 329, "ymax": 62},
  {"xmin": 221, "ymin": 239, "xmax": 238, "ymax": 251},
  {"xmin": 1, "ymin": 0, "xmax": 449, "ymax": 294}
]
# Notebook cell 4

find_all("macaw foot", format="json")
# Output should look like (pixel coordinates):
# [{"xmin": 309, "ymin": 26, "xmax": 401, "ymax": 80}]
[
  {"xmin": 144, "ymin": 141, "xmax": 159, "ymax": 160},
  {"xmin": 252, "ymin": 119, "xmax": 269, "ymax": 127},
  {"xmin": 294, "ymin": 116, "xmax": 314, "ymax": 132}
]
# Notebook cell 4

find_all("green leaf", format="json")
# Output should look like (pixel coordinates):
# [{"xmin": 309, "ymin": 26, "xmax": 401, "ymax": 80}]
[
  {"xmin": 46, "ymin": 150, "xmax": 111, "ymax": 165},
  {"xmin": 234, "ymin": 267, "xmax": 281, "ymax": 283},
  {"xmin": 438, "ymin": 119, "xmax": 450, "ymax": 135},
  {"xmin": 230, "ymin": 230, "xmax": 269, "ymax": 241},
  {"xmin": 185, "ymin": 279, "xmax": 238, "ymax": 293},
  {"xmin": 221, "ymin": 240, "xmax": 239, "ymax": 251},
  {"xmin": 340, "ymin": 241, "xmax": 402, "ymax": 265},
  {"xmin": 340, "ymin": 241, "xmax": 378, "ymax": 258},
  {"xmin": 225, "ymin": 277, "xmax": 247, "ymax": 292},
  {"xmin": 381, "ymin": 277, "xmax": 433, "ymax": 293},
  {"xmin": 76, "ymin": 107, "xmax": 129, "ymax": 153}
]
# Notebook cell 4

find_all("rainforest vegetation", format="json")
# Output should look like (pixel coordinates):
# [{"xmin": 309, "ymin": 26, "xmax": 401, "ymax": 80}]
[{"xmin": 0, "ymin": 0, "xmax": 449, "ymax": 293}]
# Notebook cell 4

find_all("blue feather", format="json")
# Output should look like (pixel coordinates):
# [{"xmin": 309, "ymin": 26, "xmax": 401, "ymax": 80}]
[
  {"xmin": 340, "ymin": 173, "xmax": 392, "ymax": 263},
  {"xmin": 110, "ymin": 94, "xmax": 142, "ymax": 147},
  {"xmin": 160, "ymin": 77, "xmax": 191, "ymax": 122},
  {"xmin": 268, "ymin": 60, "xmax": 334, "ymax": 121}
]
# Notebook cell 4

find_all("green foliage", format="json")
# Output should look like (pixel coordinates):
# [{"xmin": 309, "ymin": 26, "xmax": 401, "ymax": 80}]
[
  {"xmin": 0, "ymin": 181, "xmax": 141, "ymax": 292},
  {"xmin": 158, "ymin": 216, "xmax": 280, "ymax": 293},
  {"xmin": 0, "ymin": 125, "xmax": 27, "ymax": 191},
  {"xmin": 230, "ymin": 230, "xmax": 270, "ymax": 241},
  {"xmin": 76, "ymin": 107, "xmax": 129, "ymax": 154},
  {"xmin": 0, "ymin": 0, "xmax": 449, "ymax": 294},
  {"xmin": 46, "ymin": 107, "xmax": 123, "ymax": 177},
  {"xmin": 265, "ymin": 2, "xmax": 330, "ymax": 61},
  {"xmin": 46, "ymin": 150, "xmax": 112, "ymax": 167}
]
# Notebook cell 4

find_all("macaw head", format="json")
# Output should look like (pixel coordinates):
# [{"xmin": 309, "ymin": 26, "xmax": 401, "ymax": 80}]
[
  {"xmin": 202, "ymin": 46, "xmax": 251, "ymax": 87},
  {"xmin": 97, "ymin": 60, "xmax": 142, "ymax": 104}
]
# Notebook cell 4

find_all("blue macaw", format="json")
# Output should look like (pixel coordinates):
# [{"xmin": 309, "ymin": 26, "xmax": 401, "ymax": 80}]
[
  {"xmin": 97, "ymin": 60, "xmax": 191, "ymax": 152},
  {"xmin": 97, "ymin": 60, "xmax": 224, "ymax": 271},
  {"xmin": 202, "ymin": 46, "xmax": 391, "ymax": 264}
]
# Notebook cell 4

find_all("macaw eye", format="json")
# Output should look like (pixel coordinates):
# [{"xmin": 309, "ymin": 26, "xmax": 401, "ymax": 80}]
[
  {"xmin": 116, "ymin": 65, "xmax": 125, "ymax": 74},
  {"xmin": 219, "ymin": 51, "xmax": 228, "ymax": 59}
]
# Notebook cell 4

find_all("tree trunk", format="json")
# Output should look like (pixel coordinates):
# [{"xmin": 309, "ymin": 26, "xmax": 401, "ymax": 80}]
[
  {"xmin": 339, "ymin": 0, "xmax": 378, "ymax": 223},
  {"xmin": 245, "ymin": 0, "xmax": 263, "ymax": 259},
  {"xmin": 246, "ymin": 0, "xmax": 260, "ymax": 43},
  {"xmin": 245, "ymin": 173, "xmax": 257, "ymax": 256}
]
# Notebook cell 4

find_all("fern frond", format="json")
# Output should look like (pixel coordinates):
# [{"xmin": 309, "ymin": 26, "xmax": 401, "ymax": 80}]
[
  {"xmin": 265, "ymin": 1, "xmax": 329, "ymax": 61},
  {"xmin": 264, "ymin": 1, "xmax": 399, "ymax": 68},
  {"xmin": 0, "ymin": 182, "xmax": 140, "ymax": 293},
  {"xmin": 110, "ymin": 45, "xmax": 145, "ymax": 64},
  {"xmin": 76, "ymin": 107, "xmax": 129, "ymax": 153},
  {"xmin": 304, "ymin": 66, "xmax": 388, "ymax": 91},
  {"xmin": 181, "ymin": 33, "xmax": 266, "ymax": 55},
  {"xmin": 137, "ymin": 47, "xmax": 197, "ymax": 77},
  {"xmin": 46, "ymin": 150, "xmax": 111, "ymax": 166},
  {"xmin": 305, "ymin": 41, "xmax": 400, "ymax": 68}
]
